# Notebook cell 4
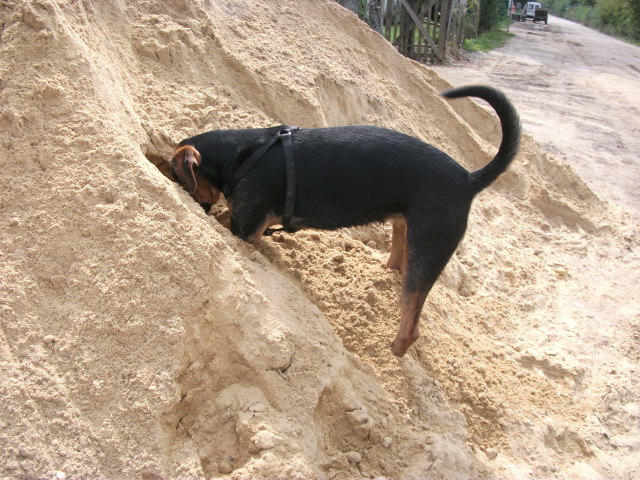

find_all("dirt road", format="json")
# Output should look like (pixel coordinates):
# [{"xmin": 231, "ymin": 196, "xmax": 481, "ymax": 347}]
[{"xmin": 435, "ymin": 16, "xmax": 640, "ymax": 221}]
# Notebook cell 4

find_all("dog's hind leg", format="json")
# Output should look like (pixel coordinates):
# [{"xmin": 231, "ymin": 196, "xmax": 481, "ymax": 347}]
[
  {"xmin": 386, "ymin": 217, "xmax": 407, "ymax": 271},
  {"xmin": 391, "ymin": 212, "xmax": 468, "ymax": 357}
]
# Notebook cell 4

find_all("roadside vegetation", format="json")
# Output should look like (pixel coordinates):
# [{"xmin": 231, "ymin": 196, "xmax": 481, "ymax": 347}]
[
  {"xmin": 463, "ymin": 20, "xmax": 515, "ymax": 50},
  {"xmin": 545, "ymin": 0, "xmax": 640, "ymax": 41},
  {"xmin": 477, "ymin": 0, "xmax": 510, "ymax": 33},
  {"xmin": 462, "ymin": 0, "xmax": 512, "ymax": 52},
  {"xmin": 469, "ymin": 0, "xmax": 639, "ymax": 46}
]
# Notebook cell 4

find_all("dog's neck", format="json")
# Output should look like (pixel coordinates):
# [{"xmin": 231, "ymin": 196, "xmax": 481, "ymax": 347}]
[{"xmin": 197, "ymin": 151, "xmax": 230, "ymax": 189}]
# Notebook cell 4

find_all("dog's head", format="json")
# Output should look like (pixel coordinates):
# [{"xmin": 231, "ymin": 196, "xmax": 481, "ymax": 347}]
[{"xmin": 170, "ymin": 145, "xmax": 220, "ymax": 213}]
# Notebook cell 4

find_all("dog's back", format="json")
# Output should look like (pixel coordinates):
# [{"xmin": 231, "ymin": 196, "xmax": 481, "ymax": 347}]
[
  {"xmin": 286, "ymin": 126, "xmax": 470, "ymax": 229},
  {"xmin": 291, "ymin": 87, "xmax": 520, "ymax": 230}
]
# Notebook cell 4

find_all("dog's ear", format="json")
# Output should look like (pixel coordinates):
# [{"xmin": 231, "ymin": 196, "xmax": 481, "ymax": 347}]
[{"xmin": 170, "ymin": 146, "xmax": 201, "ymax": 195}]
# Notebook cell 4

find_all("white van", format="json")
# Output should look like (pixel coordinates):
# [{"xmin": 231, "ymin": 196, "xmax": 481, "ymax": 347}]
[{"xmin": 522, "ymin": 2, "xmax": 542, "ymax": 20}]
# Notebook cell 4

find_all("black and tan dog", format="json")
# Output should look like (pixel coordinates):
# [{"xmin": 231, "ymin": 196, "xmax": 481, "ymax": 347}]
[{"xmin": 170, "ymin": 86, "xmax": 520, "ymax": 357}]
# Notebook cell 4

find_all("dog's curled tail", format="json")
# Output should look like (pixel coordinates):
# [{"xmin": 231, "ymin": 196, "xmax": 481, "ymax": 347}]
[{"xmin": 441, "ymin": 85, "xmax": 521, "ymax": 194}]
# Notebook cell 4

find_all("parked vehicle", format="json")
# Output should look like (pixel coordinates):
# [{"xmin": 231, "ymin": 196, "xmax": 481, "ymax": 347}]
[
  {"xmin": 533, "ymin": 7, "xmax": 549, "ymax": 24},
  {"xmin": 518, "ymin": 2, "xmax": 542, "ymax": 21}
]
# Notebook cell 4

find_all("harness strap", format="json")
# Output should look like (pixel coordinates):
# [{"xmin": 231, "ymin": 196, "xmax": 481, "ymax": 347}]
[
  {"xmin": 281, "ymin": 130, "xmax": 296, "ymax": 229},
  {"xmin": 221, "ymin": 126, "xmax": 300, "ymax": 232},
  {"xmin": 222, "ymin": 132, "xmax": 282, "ymax": 197}
]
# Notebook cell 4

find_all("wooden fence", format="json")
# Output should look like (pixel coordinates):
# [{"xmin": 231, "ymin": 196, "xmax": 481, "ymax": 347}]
[{"xmin": 383, "ymin": 0, "xmax": 455, "ymax": 64}]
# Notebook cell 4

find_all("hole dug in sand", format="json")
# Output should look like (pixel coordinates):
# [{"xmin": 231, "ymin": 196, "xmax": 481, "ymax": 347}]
[
  {"xmin": 145, "ymin": 151, "xmax": 174, "ymax": 181},
  {"xmin": 145, "ymin": 146, "xmax": 233, "ymax": 229}
]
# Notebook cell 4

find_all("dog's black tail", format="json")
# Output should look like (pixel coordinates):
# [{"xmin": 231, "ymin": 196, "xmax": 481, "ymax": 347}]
[{"xmin": 441, "ymin": 85, "xmax": 521, "ymax": 194}]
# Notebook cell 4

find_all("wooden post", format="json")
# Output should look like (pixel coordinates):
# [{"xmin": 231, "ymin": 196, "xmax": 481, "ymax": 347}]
[
  {"xmin": 384, "ymin": 0, "xmax": 393, "ymax": 41},
  {"xmin": 438, "ymin": 0, "xmax": 452, "ymax": 61}
]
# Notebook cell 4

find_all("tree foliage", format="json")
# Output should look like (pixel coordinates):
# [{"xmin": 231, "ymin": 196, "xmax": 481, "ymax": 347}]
[
  {"xmin": 478, "ymin": 0, "xmax": 509, "ymax": 33},
  {"xmin": 546, "ymin": 0, "xmax": 640, "ymax": 40},
  {"xmin": 332, "ymin": 0, "xmax": 384, "ymax": 32}
]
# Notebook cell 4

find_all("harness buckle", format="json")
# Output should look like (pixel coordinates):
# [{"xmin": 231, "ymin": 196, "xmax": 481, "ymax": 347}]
[{"xmin": 278, "ymin": 126, "xmax": 300, "ymax": 137}]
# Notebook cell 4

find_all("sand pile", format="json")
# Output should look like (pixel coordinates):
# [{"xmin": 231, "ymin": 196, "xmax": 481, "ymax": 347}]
[{"xmin": 1, "ymin": 0, "xmax": 638, "ymax": 478}]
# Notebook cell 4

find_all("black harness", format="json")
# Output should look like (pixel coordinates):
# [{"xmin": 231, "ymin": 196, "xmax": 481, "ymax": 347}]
[{"xmin": 221, "ymin": 126, "xmax": 300, "ymax": 234}]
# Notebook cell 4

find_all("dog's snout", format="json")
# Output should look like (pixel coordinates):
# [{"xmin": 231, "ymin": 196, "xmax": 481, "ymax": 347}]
[{"xmin": 201, "ymin": 202, "xmax": 212, "ymax": 214}]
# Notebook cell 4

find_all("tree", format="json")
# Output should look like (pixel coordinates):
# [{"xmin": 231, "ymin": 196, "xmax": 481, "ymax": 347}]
[
  {"xmin": 625, "ymin": 0, "xmax": 640, "ymax": 38},
  {"xmin": 332, "ymin": 0, "xmax": 384, "ymax": 32},
  {"xmin": 478, "ymin": 0, "xmax": 508, "ymax": 33}
]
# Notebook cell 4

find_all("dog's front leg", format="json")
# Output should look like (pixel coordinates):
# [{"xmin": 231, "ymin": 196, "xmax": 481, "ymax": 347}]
[
  {"xmin": 247, "ymin": 216, "xmax": 280, "ymax": 247},
  {"xmin": 231, "ymin": 212, "xmax": 279, "ymax": 248}
]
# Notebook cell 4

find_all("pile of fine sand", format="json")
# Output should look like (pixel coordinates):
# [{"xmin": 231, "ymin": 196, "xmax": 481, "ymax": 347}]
[{"xmin": 1, "ymin": 1, "xmax": 638, "ymax": 478}]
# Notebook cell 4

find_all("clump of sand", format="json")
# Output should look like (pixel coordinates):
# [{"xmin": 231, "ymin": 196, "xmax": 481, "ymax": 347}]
[{"xmin": 1, "ymin": 1, "xmax": 638, "ymax": 479}]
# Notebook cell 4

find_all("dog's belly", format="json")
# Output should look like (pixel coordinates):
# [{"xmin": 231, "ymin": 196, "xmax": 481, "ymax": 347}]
[{"xmin": 290, "ymin": 209, "xmax": 398, "ymax": 231}]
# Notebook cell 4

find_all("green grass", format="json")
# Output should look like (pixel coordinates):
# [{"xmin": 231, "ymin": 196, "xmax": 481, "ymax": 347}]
[
  {"xmin": 463, "ymin": 27, "xmax": 514, "ymax": 51},
  {"xmin": 546, "ymin": 0, "xmax": 640, "ymax": 42}
]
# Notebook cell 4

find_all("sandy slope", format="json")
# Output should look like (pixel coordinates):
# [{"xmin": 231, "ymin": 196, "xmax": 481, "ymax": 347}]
[{"xmin": 0, "ymin": 1, "xmax": 638, "ymax": 479}]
